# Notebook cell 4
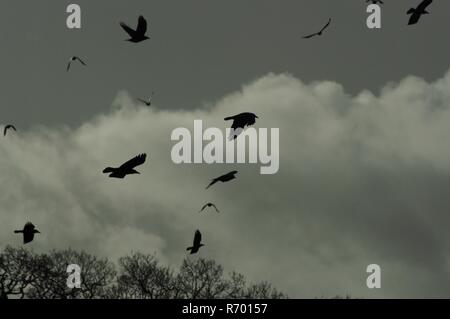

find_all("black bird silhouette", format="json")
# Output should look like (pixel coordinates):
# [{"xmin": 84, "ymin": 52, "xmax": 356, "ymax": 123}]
[
  {"xmin": 14, "ymin": 222, "xmax": 40, "ymax": 244},
  {"xmin": 67, "ymin": 56, "xmax": 87, "ymax": 72},
  {"xmin": 206, "ymin": 171, "xmax": 238, "ymax": 189},
  {"xmin": 303, "ymin": 18, "xmax": 331, "ymax": 39},
  {"xmin": 224, "ymin": 112, "xmax": 258, "ymax": 140},
  {"xmin": 186, "ymin": 230, "xmax": 204, "ymax": 254},
  {"xmin": 199, "ymin": 203, "xmax": 220, "ymax": 213},
  {"xmin": 103, "ymin": 153, "xmax": 147, "ymax": 179},
  {"xmin": 367, "ymin": 0, "xmax": 383, "ymax": 4},
  {"xmin": 3, "ymin": 124, "xmax": 16, "ymax": 136},
  {"xmin": 138, "ymin": 92, "xmax": 155, "ymax": 106},
  {"xmin": 407, "ymin": 0, "xmax": 433, "ymax": 25},
  {"xmin": 120, "ymin": 15, "xmax": 150, "ymax": 43}
]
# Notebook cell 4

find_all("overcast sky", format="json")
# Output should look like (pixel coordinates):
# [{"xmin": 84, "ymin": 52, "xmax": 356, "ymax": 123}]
[{"xmin": 1, "ymin": 0, "xmax": 450, "ymax": 298}]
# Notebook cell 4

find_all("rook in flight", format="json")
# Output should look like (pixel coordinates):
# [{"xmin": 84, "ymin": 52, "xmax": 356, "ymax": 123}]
[
  {"xmin": 407, "ymin": 0, "xmax": 433, "ymax": 25},
  {"xmin": 206, "ymin": 171, "xmax": 238, "ymax": 189},
  {"xmin": 199, "ymin": 203, "xmax": 220, "ymax": 213},
  {"xmin": 103, "ymin": 153, "xmax": 147, "ymax": 179},
  {"xmin": 303, "ymin": 18, "xmax": 331, "ymax": 39},
  {"xmin": 67, "ymin": 56, "xmax": 87, "ymax": 72},
  {"xmin": 138, "ymin": 92, "xmax": 155, "ymax": 106},
  {"xmin": 186, "ymin": 230, "xmax": 204, "ymax": 254},
  {"xmin": 120, "ymin": 15, "xmax": 150, "ymax": 43},
  {"xmin": 3, "ymin": 124, "xmax": 16, "ymax": 136},
  {"xmin": 14, "ymin": 222, "xmax": 40, "ymax": 244},
  {"xmin": 224, "ymin": 112, "xmax": 258, "ymax": 140}
]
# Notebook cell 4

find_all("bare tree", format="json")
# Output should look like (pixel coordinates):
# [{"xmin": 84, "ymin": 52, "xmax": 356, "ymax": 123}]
[
  {"xmin": 174, "ymin": 258, "xmax": 230, "ymax": 299},
  {"xmin": 244, "ymin": 281, "xmax": 287, "ymax": 299},
  {"xmin": 109, "ymin": 252, "xmax": 173, "ymax": 299},
  {"xmin": 0, "ymin": 246, "xmax": 38, "ymax": 299},
  {"xmin": 0, "ymin": 247, "xmax": 287, "ymax": 299},
  {"xmin": 25, "ymin": 249, "xmax": 116, "ymax": 299}
]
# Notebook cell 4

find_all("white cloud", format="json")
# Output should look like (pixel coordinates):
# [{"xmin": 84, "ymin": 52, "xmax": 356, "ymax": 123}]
[{"xmin": 2, "ymin": 70, "xmax": 450, "ymax": 298}]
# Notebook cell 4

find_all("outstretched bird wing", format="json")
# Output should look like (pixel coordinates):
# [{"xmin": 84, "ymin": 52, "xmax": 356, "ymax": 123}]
[
  {"xmin": 66, "ymin": 61, "xmax": 72, "ymax": 72},
  {"xmin": 206, "ymin": 178, "xmax": 218, "ymax": 189},
  {"xmin": 417, "ymin": 0, "xmax": 433, "ymax": 11},
  {"xmin": 137, "ymin": 98, "xmax": 148, "ymax": 104},
  {"xmin": 136, "ymin": 15, "xmax": 148, "ymax": 35},
  {"xmin": 211, "ymin": 204, "xmax": 220, "ymax": 213},
  {"xmin": 4, "ymin": 125, "xmax": 16, "ymax": 136},
  {"xmin": 120, "ymin": 153, "xmax": 147, "ymax": 170},
  {"xmin": 224, "ymin": 115, "xmax": 243, "ymax": 131},
  {"xmin": 193, "ymin": 230, "xmax": 202, "ymax": 246},
  {"xmin": 320, "ymin": 18, "xmax": 331, "ymax": 33},
  {"xmin": 76, "ymin": 57, "xmax": 87, "ymax": 66},
  {"xmin": 120, "ymin": 21, "xmax": 137, "ymax": 37},
  {"xmin": 302, "ymin": 33, "xmax": 317, "ymax": 39},
  {"xmin": 199, "ymin": 204, "xmax": 208, "ymax": 212}
]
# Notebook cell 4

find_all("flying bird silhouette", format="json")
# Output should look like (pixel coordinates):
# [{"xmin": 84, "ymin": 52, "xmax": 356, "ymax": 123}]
[
  {"xmin": 206, "ymin": 171, "xmax": 238, "ymax": 189},
  {"xmin": 407, "ymin": 0, "xmax": 433, "ymax": 25},
  {"xmin": 103, "ymin": 153, "xmax": 147, "ymax": 179},
  {"xmin": 303, "ymin": 18, "xmax": 331, "ymax": 39},
  {"xmin": 138, "ymin": 92, "xmax": 155, "ymax": 106},
  {"xmin": 367, "ymin": 0, "xmax": 383, "ymax": 4},
  {"xmin": 67, "ymin": 56, "xmax": 87, "ymax": 72},
  {"xmin": 3, "ymin": 124, "xmax": 16, "ymax": 136},
  {"xmin": 14, "ymin": 222, "xmax": 40, "ymax": 244},
  {"xmin": 186, "ymin": 230, "xmax": 204, "ymax": 254},
  {"xmin": 120, "ymin": 15, "xmax": 150, "ymax": 43},
  {"xmin": 224, "ymin": 112, "xmax": 258, "ymax": 140},
  {"xmin": 199, "ymin": 203, "xmax": 220, "ymax": 213}
]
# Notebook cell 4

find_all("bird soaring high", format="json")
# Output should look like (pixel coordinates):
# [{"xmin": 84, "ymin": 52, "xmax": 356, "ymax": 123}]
[
  {"xmin": 206, "ymin": 171, "xmax": 238, "ymax": 189},
  {"xmin": 138, "ymin": 92, "xmax": 155, "ymax": 106},
  {"xmin": 67, "ymin": 56, "xmax": 87, "ymax": 72},
  {"xmin": 186, "ymin": 230, "xmax": 204, "ymax": 254},
  {"xmin": 103, "ymin": 153, "xmax": 147, "ymax": 179},
  {"xmin": 407, "ymin": 0, "xmax": 433, "ymax": 25},
  {"xmin": 224, "ymin": 112, "xmax": 258, "ymax": 140},
  {"xmin": 302, "ymin": 18, "xmax": 331, "ymax": 39},
  {"xmin": 199, "ymin": 203, "xmax": 220, "ymax": 213},
  {"xmin": 3, "ymin": 124, "xmax": 16, "ymax": 136},
  {"xmin": 14, "ymin": 222, "xmax": 40, "ymax": 244},
  {"xmin": 120, "ymin": 15, "xmax": 150, "ymax": 43}
]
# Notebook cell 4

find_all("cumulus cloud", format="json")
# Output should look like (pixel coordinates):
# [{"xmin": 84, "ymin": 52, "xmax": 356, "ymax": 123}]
[{"xmin": 2, "ymin": 70, "xmax": 450, "ymax": 298}]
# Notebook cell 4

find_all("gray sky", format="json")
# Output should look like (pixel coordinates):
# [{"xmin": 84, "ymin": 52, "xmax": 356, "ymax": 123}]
[
  {"xmin": 1, "ymin": 0, "xmax": 449, "ymax": 128},
  {"xmin": 1, "ymin": 0, "xmax": 450, "ymax": 299}
]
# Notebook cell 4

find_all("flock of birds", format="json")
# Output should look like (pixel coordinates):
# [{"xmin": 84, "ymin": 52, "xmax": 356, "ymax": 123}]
[
  {"xmin": 6, "ymin": 0, "xmax": 436, "ymax": 252},
  {"xmin": 8, "ymin": 14, "xmax": 259, "ymax": 251},
  {"xmin": 301, "ymin": 0, "xmax": 433, "ymax": 40}
]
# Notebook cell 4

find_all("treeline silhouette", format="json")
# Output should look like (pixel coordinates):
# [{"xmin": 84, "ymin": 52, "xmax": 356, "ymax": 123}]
[{"xmin": 0, "ymin": 246, "xmax": 286, "ymax": 299}]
